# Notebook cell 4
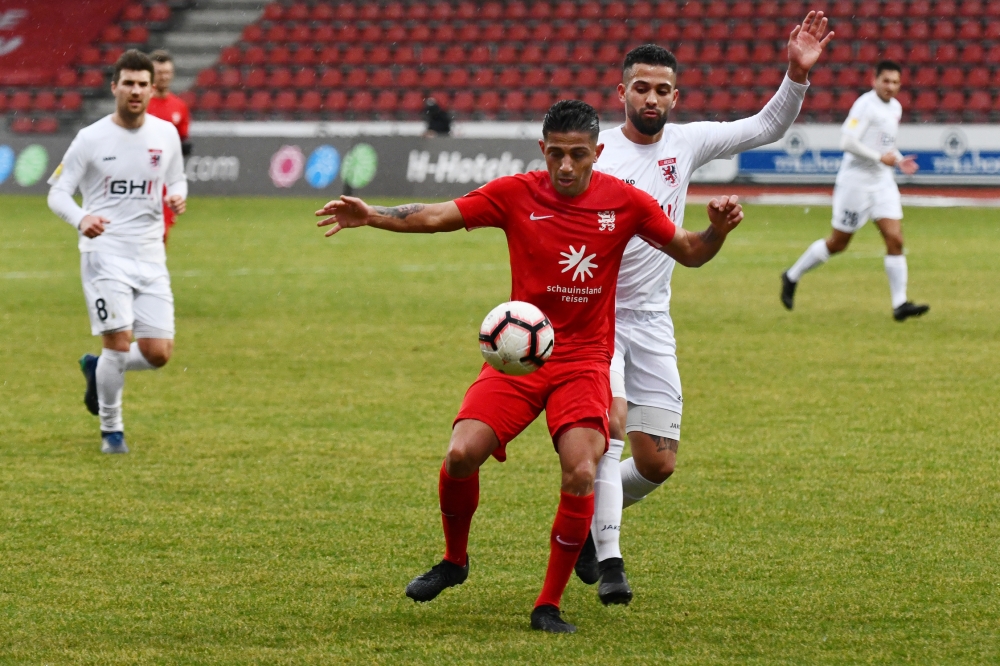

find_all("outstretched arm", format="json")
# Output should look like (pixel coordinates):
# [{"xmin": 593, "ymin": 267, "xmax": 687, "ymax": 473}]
[
  {"xmin": 316, "ymin": 196, "xmax": 465, "ymax": 236},
  {"xmin": 655, "ymin": 196, "xmax": 744, "ymax": 268}
]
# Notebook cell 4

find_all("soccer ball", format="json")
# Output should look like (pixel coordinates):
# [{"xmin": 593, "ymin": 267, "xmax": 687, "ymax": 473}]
[{"xmin": 478, "ymin": 301, "xmax": 555, "ymax": 376}]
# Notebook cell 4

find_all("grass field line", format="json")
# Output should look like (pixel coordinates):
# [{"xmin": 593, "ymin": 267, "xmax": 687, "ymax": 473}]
[{"xmin": 2, "ymin": 262, "xmax": 509, "ymax": 281}]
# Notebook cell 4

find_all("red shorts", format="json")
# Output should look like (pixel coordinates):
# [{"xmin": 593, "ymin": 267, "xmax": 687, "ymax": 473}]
[{"xmin": 454, "ymin": 359, "xmax": 611, "ymax": 462}]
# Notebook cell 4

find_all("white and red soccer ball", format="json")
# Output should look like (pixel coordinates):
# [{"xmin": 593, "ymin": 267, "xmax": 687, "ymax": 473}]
[{"xmin": 479, "ymin": 301, "xmax": 555, "ymax": 376}]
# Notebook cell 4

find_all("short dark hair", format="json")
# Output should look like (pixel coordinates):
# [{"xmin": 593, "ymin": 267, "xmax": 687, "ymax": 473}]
[
  {"xmin": 542, "ymin": 100, "xmax": 600, "ymax": 140},
  {"xmin": 875, "ymin": 59, "xmax": 902, "ymax": 76},
  {"xmin": 113, "ymin": 49, "xmax": 155, "ymax": 83},
  {"xmin": 623, "ymin": 44, "xmax": 678, "ymax": 79},
  {"xmin": 149, "ymin": 49, "xmax": 173, "ymax": 64}
]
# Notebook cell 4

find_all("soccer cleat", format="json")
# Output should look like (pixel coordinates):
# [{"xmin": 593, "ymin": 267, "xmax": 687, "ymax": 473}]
[
  {"xmin": 893, "ymin": 301, "xmax": 930, "ymax": 322},
  {"xmin": 597, "ymin": 558, "xmax": 633, "ymax": 606},
  {"xmin": 530, "ymin": 604, "xmax": 577, "ymax": 634},
  {"xmin": 573, "ymin": 532, "xmax": 600, "ymax": 585},
  {"xmin": 405, "ymin": 558, "xmax": 469, "ymax": 602},
  {"xmin": 780, "ymin": 272, "xmax": 797, "ymax": 310},
  {"xmin": 79, "ymin": 353, "xmax": 99, "ymax": 415},
  {"xmin": 100, "ymin": 431, "xmax": 129, "ymax": 454}
]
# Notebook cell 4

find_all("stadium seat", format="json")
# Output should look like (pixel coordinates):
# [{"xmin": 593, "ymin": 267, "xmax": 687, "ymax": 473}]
[
  {"xmin": 883, "ymin": 43, "xmax": 906, "ymax": 63},
  {"xmin": 452, "ymin": 91, "xmax": 475, "ymax": 115},
  {"xmin": 933, "ymin": 21, "xmax": 956, "ymax": 39},
  {"xmin": 244, "ymin": 46, "xmax": 266, "ymax": 66},
  {"xmin": 58, "ymin": 91, "xmax": 83, "ymax": 113},
  {"xmin": 10, "ymin": 116, "xmax": 34, "ymax": 133},
  {"xmin": 913, "ymin": 90, "xmax": 939, "ymax": 113},
  {"xmin": 269, "ymin": 47, "xmax": 291, "ymax": 66},
  {"xmin": 830, "ymin": 0, "xmax": 854, "ymax": 17},
  {"xmin": 731, "ymin": 0, "xmax": 754, "ymax": 17},
  {"xmin": 706, "ymin": 68, "xmax": 728, "ymax": 88},
  {"xmin": 349, "ymin": 91, "xmax": 374, "ymax": 115},
  {"xmin": 806, "ymin": 90, "xmax": 835, "ymax": 113},
  {"xmin": 373, "ymin": 91, "xmax": 398, "ymax": 116},
  {"xmin": 10, "ymin": 91, "xmax": 31, "ymax": 113},
  {"xmin": 941, "ymin": 67, "xmax": 964, "ymax": 87},
  {"xmin": 910, "ymin": 0, "xmax": 932, "ymax": 15},
  {"xmin": 934, "ymin": 0, "xmax": 958, "ymax": 15},
  {"xmin": 222, "ymin": 90, "xmax": 247, "ymax": 113},
  {"xmin": 909, "ymin": 43, "xmax": 933, "ymax": 64},
  {"xmin": 498, "ymin": 69, "xmax": 522, "ymax": 88},
  {"xmin": 732, "ymin": 67, "xmax": 755, "ymax": 87},
  {"xmin": 34, "ymin": 91, "xmax": 56, "ymax": 112},
  {"xmin": 293, "ymin": 68, "xmax": 316, "ymax": 89},
  {"xmin": 683, "ymin": 67, "xmax": 704, "ymax": 87},
  {"xmin": 883, "ymin": 0, "xmax": 905, "ymax": 16},
  {"xmin": 54, "ymin": 68, "xmax": 78, "ymax": 88},
  {"xmin": 966, "ymin": 90, "xmax": 993, "ymax": 114},
  {"xmin": 503, "ymin": 90, "xmax": 526, "ymax": 115},
  {"xmin": 836, "ymin": 67, "xmax": 861, "ymax": 89},
  {"xmin": 856, "ymin": 21, "xmax": 879, "ymax": 40},
  {"xmin": 124, "ymin": 26, "xmax": 149, "ymax": 44},
  {"xmin": 733, "ymin": 90, "xmax": 759, "ymax": 113},
  {"xmin": 102, "ymin": 25, "xmax": 124, "ymax": 43},
  {"xmin": 446, "ymin": 68, "xmax": 470, "ymax": 88},
  {"xmin": 834, "ymin": 90, "xmax": 859, "ymax": 112},
  {"xmin": 935, "ymin": 44, "xmax": 958, "ymax": 63},
  {"xmin": 345, "ymin": 69, "xmax": 366, "ymax": 88},
  {"xmin": 913, "ymin": 67, "xmax": 938, "ymax": 88},
  {"xmin": 421, "ymin": 68, "xmax": 444, "ymax": 88},
  {"xmin": 524, "ymin": 68, "xmax": 547, "ymax": 89},
  {"xmin": 707, "ymin": 90, "xmax": 732, "ymax": 116},
  {"xmin": 395, "ymin": 46, "xmax": 417, "ymax": 65},
  {"xmin": 324, "ymin": 90, "xmax": 347, "ymax": 113},
  {"xmin": 940, "ymin": 90, "xmax": 965, "ymax": 113},
  {"xmin": 248, "ymin": 90, "xmax": 272, "ymax": 114},
  {"xmin": 967, "ymin": 67, "xmax": 990, "ymax": 88},
  {"xmin": 399, "ymin": 90, "xmax": 424, "ymax": 114},
  {"xmin": 274, "ymin": 90, "xmax": 298, "ymax": 114},
  {"xmin": 397, "ymin": 68, "xmax": 420, "ymax": 88},
  {"xmin": 700, "ymin": 44, "xmax": 724, "ymax": 65},
  {"xmin": 477, "ymin": 90, "xmax": 500, "ymax": 116},
  {"xmin": 293, "ymin": 48, "xmax": 316, "ymax": 67},
  {"xmin": 319, "ymin": 68, "xmax": 342, "ymax": 88},
  {"xmin": 267, "ymin": 68, "xmax": 292, "ymax": 88}
]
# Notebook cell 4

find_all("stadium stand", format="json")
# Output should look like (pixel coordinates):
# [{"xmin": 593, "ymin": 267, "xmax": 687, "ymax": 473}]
[
  {"xmin": 0, "ymin": 0, "xmax": 182, "ymax": 134},
  {"xmin": 3, "ymin": 0, "xmax": 1000, "ymax": 129}
]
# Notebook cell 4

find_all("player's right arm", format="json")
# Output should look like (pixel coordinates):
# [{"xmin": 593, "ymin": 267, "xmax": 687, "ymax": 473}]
[
  {"xmin": 47, "ymin": 134, "xmax": 109, "ymax": 238},
  {"xmin": 659, "ymin": 197, "xmax": 745, "ymax": 267},
  {"xmin": 316, "ymin": 196, "xmax": 465, "ymax": 236}
]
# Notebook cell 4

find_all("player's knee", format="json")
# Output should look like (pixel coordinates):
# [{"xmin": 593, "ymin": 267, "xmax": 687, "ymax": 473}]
[
  {"xmin": 562, "ymin": 459, "xmax": 597, "ymax": 494},
  {"xmin": 827, "ymin": 237, "xmax": 848, "ymax": 254},
  {"xmin": 636, "ymin": 454, "xmax": 675, "ymax": 484},
  {"xmin": 886, "ymin": 236, "xmax": 904, "ymax": 255},
  {"xmin": 444, "ymin": 443, "xmax": 480, "ymax": 478},
  {"xmin": 140, "ymin": 341, "xmax": 172, "ymax": 367}
]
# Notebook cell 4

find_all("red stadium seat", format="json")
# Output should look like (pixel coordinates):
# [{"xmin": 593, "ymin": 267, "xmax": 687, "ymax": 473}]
[
  {"xmin": 707, "ymin": 90, "xmax": 732, "ymax": 113},
  {"xmin": 601, "ymin": 91, "xmax": 621, "ymax": 115},
  {"xmin": 989, "ymin": 0, "xmax": 1000, "ymax": 14},
  {"xmin": 882, "ymin": 22, "xmax": 905, "ymax": 41},
  {"xmin": 830, "ymin": 0, "xmax": 853, "ymax": 17},
  {"xmin": 557, "ymin": 21, "xmax": 579, "ymax": 41},
  {"xmin": 196, "ymin": 68, "xmax": 218, "ymax": 88},
  {"xmin": 345, "ymin": 69, "xmax": 366, "ymax": 88},
  {"xmin": 445, "ymin": 68, "xmax": 470, "ymax": 88},
  {"xmin": 319, "ymin": 68, "xmax": 342, "ymax": 88},
  {"xmin": 222, "ymin": 90, "xmax": 247, "ymax": 113},
  {"xmin": 700, "ymin": 43, "xmax": 724, "ymax": 64},
  {"xmin": 349, "ymin": 91, "xmax": 374, "ymax": 115},
  {"xmin": 269, "ymin": 47, "xmax": 291, "ymax": 66},
  {"xmin": 731, "ymin": 0, "xmax": 753, "ymax": 17},
  {"xmin": 457, "ymin": 23, "xmax": 480, "ymax": 42},
  {"xmin": 554, "ymin": 1, "xmax": 576, "ymax": 19},
  {"xmin": 125, "ymin": 26, "xmax": 149, "ymax": 44},
  {"xmin": 680, "ymin": 1, "xmax": 703, "ymax": 18},
  {"xmin": 934, "ymin": 0, "xmax": 958, "ymax": 14},
  {"xmin": 219, "ymin": 46, "xmax": 241, "ymax": 66},
  {"xmin": 503, "ymin": 90, "xmax": 527, "ymax": 114},
  {"xmin": 10, "ymin": 91, "xmax": 31, "ymax": 113},
  {"xmin": 394, "ymin": 45, "xmax": 416, "ymax": 65},
  {"xmin": 986, "ymin": 20, "xmax": 1000, "ymax": 38},
  {"xmin": 680, "ymin": 22, "xmax": 704, "ymax": 40},
  {"xmin": 373, "ymin": 91, "xmax": 398, "ymax": 115},
  {"xmin": 855, "ymin": 21, "xmax": 879, "ymax": 40},
  {"xmin": 292, "ymin": 68, "xmax": 315, "ymax": 88},
  {"xmin": 122, "ymin": 3, "xmax": 144, "ymax": 21},
  {"xmin": 54, "ymin": 68, "xmax": 78, "ymax": 87},
  {"xmin": 430, "ymin": 1, "xmax": 452, "ymax": 19},
  {"xmin": 836, "ymin": 67, "xmax": 861, "ymax": 89},
  {"xmin": 408, "ymin": 24, "xmax": 431, "ymax": 42},
  {"xmin": 548, "ymin": 44, "xmax": 571, "ymax": 64},
  {"xmin": 941, "ymin": 67, "xmax": 964, "ymax": 87},
  {"xmin": 80, "ymin": 69, "xmax": 105, "ymax": 88},
  {"xmin": 264, "ymin": 24, "xmax": 287, "ymax": 43},
  {"xmin": 477, "ymin": 90, "xmax": 501, "ymax": 116},
  {"xmin": 603, "ymin": 1, "xmax": 627, "ymax": 19},
  {"xmin": 599, "ymin": 68, "xmax": 620, "ymax": 87},
  {"xmin": 959, "ymin": 20, "xmax": 983, "ymax": 39},
  {"xmin": 456, "ymin": 1, "xmax": 477, "ymax": 19},
  {"xmin": 857, "ymin": 43, "xmax": 878, "ymax": 62},
  {"xmin": 706, "ymin": 68, "xmax": 728, "ymax": 88},
  {"xmin": 572, "ymin": 44, "xmax": 596, "ymax": 64},
  {"xmin": 529, "ymin": 2, "xmax": 550, "ymax": 19},
  {"xmin": 909, "ymin": 43, "xmax": 932, "ymax": 63},
  {"xmin": 751, "ymin": 42, "xmax": 779, "ymax": 63},
  {"xmin": 34, "ymin": 91, "xmax": 56, "ymax": 112},
  {"xmin": 242, "ymin": 24, "xmax": 263, "ymax": 43},
  {"xmin": 521, "ymin": 44, "xmax": 544, "ymax": 65},
  {"xmin": 473, "ymin": 68, "xmax": 495, "ymax": 88},
  {"xmin": 397, "ymin": 68, "xmax": 419, "ymax": 88},
  {"xmin": 805, "ymin": 90, "xmax": 834, "ymax": 113},
  {"xmin": 913, "ymin": 90, "xmax": 939, "ymax": 113},
  {"xmin": 895, "ymin": 90, "xmax": 913, "ymax": 109},
  {"xmin": 726, "ymin": 43, "xmax": 751, "ymax": 65},
  {"xmin": 683, "ymin": 67, "xmax": 703, "ymax": 87},
  {"xmin": 910, "ymin": 0, "xmax": 932, "ymax": 15},
  {"xmin": 399, "ymin": 90, "xmax": 424, "ymax": 114},
  {"xmin": 324, "ymin": 90, "xmax": 347, "ymax": 113},
  {"xmin": 496, "ymin": 45, "xmax": 518, "ymax": 65},
  {"xmin": 262, "ymin": 2, "xmax": 283, "ymax": 21},
  {"xmin": 913, "ymin": 67, "xmax": 937, "ymax": 88},
  {"xmin": 580, "ymin": 22, "xmax": 603, "ymax": 41},
  {"xmin": 244, "ymin": 46, "xmax": 266, "ymax": 66},
  {"xmin": 481, "ymin": 1, "xmax": 502, "ymax": 19},
  {"xmin": 883, "ymin": 43, "xmax": 906, "ymax": 62},
  {"xmin": 966, "ymin": 67, "xmax": 990, "ymax": 87},
  {"xmin": 367, "ymin": 68, "xmax": 390, "ymax": 88},
  {"xmin": 576, "ymin": 67, "xmax": 599, "ymax": 88},
  {"xmin": 940, "ymin": 90, "xmax": 965, "ymax": 112},
  {"xmin": 384, "ymin": 1, "xmax": 405, "ymax": 20},
  {"xmin": 933, "ymin": 21, "xmax": 956, "ymax": 39},
  {"xmin": 267, "ymin": 68, "xmax": 292, "ymax": 88},
  {"xmin": 248, "ymin": 90, "xmax": 272, "ymax": 114},
  {"xmin": 834, "ymin": 90, "xmax": 859, "ymax": 112},
  {"xmin": 756, "ymin": 68, "xmax": 784, "ymax": 88},
  {"xmin": 10, "ymin": 117, "xmax": 33, "ymax": 134},
  {"xmin": 103, "ymin": 47, "xmax": 124, "ymax": 65},
  {"xmin": 523, "ymin": 68, "xmax": 547, "ymax": 88},
  {"xmin": 683, "ymin": 89, "xmax": 707, "ymax": 112},
  {"xmin": 498, "ymin": 69, "xmax": 522, "ymax": 88},
  {"xmin": 147, "ymin": 3, "xmax": 170, "ymax": 22},
  {"xmin": 966, "ymin": 91, "xmax": 992, "ymax": 113},
  {"xmin": 935, "ymin": 44, "xmax": 958, "ymax": 63},
  {"xmin": 58, "ymin": 91, "xmax": 83, "ymax": 112},
  {"xmin": 293, "ymin": 47, "xmax": 316, "ymax": 66},
  {"xmin": 907, "ymin": 21, "xmax": 930, "ymax": 40},
  {"xmin": 733, "ymin": 90, "xmax": 759, "ymax": 113},
  {"xmin": 342, "ymin": 46, "xmax": 365, "ymax": 65},
  {"xmin": 551, "ymin": 68, "xmax": 573, "ymax": 88},
  {"xmin": 442, "ymin": 45, "xmax": 466, "ymax": 64},
  {"xmin": 421, "ymin": 68, "xmax": 445, "ymax": 88},
  {"xmin": 102, "ymin": 25, "xmax": 124, "ymax": 43},
  {"xmin": 310, "ymin": 2, "xmax": 333, "ymax": 20},
  {"xmin": 243, "ymin": 68, "xmax": 266, "ymax": 89},
  {"xmin": 986, "ymin": 44, "xmax": 1000, "ymax": 62},
  {"xmin": 504, "ymin": 0, "xmax": 527, "ymax": 19},
  {"xmin": 452, "ymin": 91, "xmax": 475, "ymax": 115},
  {"xmin": 469, "ymin": 45, "xmax": 491, "ymax": 65},
  {"xmin": 274, "ymin": 90, "xmax": 298, "ymax": 114}
]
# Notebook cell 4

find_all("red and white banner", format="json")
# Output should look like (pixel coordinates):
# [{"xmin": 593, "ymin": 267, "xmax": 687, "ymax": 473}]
[{"xmin": 0, "ymin": 0, "xmax": 129, "ymax": 85}]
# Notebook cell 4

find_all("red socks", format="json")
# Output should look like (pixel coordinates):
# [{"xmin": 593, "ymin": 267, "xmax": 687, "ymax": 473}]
[
  {"xmin": 535, "ymin": 491, "xmax": 595, "ymax": 609},
  {"xmin": 439, "ymin": 462, "xmax": 479, "ymax": 567}
]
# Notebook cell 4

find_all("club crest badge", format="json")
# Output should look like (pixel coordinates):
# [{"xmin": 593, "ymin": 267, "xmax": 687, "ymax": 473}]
[
  {"xmin": 597, "ymin": 210, "xmax": 616, "ymax": 231},
  {"xmin": 658, "ymin": 157, "xmax": 678, "ymax": 186},
  {"xmin": 149, "ymin": 149, "xmax": 162, "ymax": 168}
]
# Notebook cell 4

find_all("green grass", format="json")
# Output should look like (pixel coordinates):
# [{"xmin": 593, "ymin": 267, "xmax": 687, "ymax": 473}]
[{"xmin": 1, "ymin": 194, "xmax": 998, "ymax": 664}]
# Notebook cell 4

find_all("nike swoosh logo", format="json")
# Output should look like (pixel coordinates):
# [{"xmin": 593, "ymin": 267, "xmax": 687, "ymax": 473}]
[
  {"xmin": 530, "ymin": 213, "xmax": 554, "ymax": 220},
  {"xmin": 555, "ymin": 535, "xmax": 580, "ymax": 547}
]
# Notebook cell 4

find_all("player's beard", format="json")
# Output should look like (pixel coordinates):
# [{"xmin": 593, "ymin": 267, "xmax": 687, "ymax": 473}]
[{"xmin": 626, "ymin": 103, "xmax": 669, "ymax": 136}]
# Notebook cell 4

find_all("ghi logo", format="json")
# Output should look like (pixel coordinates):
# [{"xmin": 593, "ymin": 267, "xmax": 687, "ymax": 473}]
[
  {"xmin": 559, "ymin": 245, "xmax": 598, "ymax": 282},
  {"xmin": 598, "ymin": 210, "xmax": 616, "ymax": 231}
]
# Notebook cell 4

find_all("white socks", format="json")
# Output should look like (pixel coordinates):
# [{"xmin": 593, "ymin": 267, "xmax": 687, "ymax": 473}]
[
  {"xmin": 592, "ymin": 438, "xmax": 625, "ymax": 562},
  {"xmin": 96, "ymin": 343, "xmax": 158, "ymax": 432},
  {"xmin": 125, "ymin": 342, "xmax": 156, "ymax": 371},
  {"xmin": 621, "ymin": 457, "xmax": 663, "ymax": 509},
  {"xmin": 96, "ymin": 349, "xmax": 127, "ymax": 433},
  {"xmin": 786, "ymin": 238, "xmax": 831, "ymax": 283},
  {"xmin": 884, "ymin": 254, "xmax": 908, "ymax": 308}
]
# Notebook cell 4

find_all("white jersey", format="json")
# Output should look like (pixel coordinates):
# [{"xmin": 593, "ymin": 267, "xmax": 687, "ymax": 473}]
[
  {"xmin": 596, "ymin": 75, "xmax": 808, "ymax": 311},
  {"xmin": 48, "ymin": 114, "xmax": 186, "ymax": 265},
  {"xmin": 837, "ymin": 90, "xmax": 902, "ymax": 184}
]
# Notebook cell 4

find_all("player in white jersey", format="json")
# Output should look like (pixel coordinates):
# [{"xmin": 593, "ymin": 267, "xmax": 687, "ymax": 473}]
[
  {"xmin": 782, "ymin": 60, "xmax": 928, "ymax": 321},
  {"xmin": 573, "ymin": 13, "xmax": 833, "ymax": 605},
  {"xmin": 47, "ymin": 50, "xmax": 187, "ymax": 453}
]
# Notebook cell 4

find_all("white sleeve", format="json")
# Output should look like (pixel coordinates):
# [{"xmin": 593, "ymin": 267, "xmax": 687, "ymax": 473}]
[
  {"xmin": 46, "ymin": 134, "xmax": 89, "ymax": 229},
  {"xmin": 685, "ymin": 74, "xmax": 809, "ymax": 167},
  {"xmin": 164, "ymin": 125, "xmax": 187, "ymax": 197},
  {"xmin": 839, "ymin": 98, "xmax": 882, "ymax": 163}
]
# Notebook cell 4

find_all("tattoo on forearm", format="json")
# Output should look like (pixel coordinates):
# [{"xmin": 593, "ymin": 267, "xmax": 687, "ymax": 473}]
[
  {"xmin": 373, "ymin": 204, "xmax": 425, "ymax": 220},
  {"xmin": 651, "ymin": 435, "xmax": 678, "ymax": 453},
  {"xmin": 698, "ymin": 225, "xmax": 720, "ymax": 245}
]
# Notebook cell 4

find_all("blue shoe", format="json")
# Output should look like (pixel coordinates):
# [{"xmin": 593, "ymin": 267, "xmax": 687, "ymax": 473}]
[
  {"xmin": 79, "ymin": 353, "xmax": 99, "ymax": 415},
  {"xmin": 101, "ymin": 431, "xmax": 129, "ymax": 454}
]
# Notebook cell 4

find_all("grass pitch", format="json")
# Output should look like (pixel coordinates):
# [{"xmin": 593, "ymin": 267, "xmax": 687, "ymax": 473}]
[{"xmin": 1, "ymin": 194, "xmax": 998, "ymax": 664}]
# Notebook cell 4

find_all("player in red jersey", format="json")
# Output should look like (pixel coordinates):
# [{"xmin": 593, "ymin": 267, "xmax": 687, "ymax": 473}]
[
  {"xmin": 314, "ymin": 101, "xmax": 744, "ymax": 633},
  {"xmin": 146, "ymin": 50, "xmax": 191, "ymax": 245}
]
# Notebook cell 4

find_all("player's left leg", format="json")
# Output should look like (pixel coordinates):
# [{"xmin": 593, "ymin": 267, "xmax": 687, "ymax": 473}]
[
  {"xmin": 532, "ymin": 425, "xmax": 604, "ymax": 634},
  {"xmin": 874, "ymin": 215, "xmax": 929, "ymax": 321}
]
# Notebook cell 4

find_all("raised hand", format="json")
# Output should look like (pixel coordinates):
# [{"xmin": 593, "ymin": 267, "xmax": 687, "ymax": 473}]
[
  {"xmin": 787, "ymin": 11, "xmax": 834, "ymax": 83},
  {"xmin": 315, "ymin": 195, "xmax": 374, "ymax": 236},
  {"xmin": 706, "ymin": 195, "xmax": 744, "ymax": 235}
]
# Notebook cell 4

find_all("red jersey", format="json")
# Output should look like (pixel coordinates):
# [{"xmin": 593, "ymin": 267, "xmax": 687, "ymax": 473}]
[
  {"xmin": 454, "ymin": 170, "xmax": 676, "ymax": 364},
  {"xmin": 147, "ymin": 93, "xmax": 190, "ymax": 140}
]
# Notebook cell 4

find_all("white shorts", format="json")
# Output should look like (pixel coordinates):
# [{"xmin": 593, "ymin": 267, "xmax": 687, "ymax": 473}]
[
  {"xmin": 80, "ymin": 251, "xmax": 175, "ymax": 338},
  {"xmin": 610, "ymin": 308, "xmax": 683, "ymax": 415},
  {"xmin": 831, "ymin": 175, "xmax": 903, "ymax": 233}
]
